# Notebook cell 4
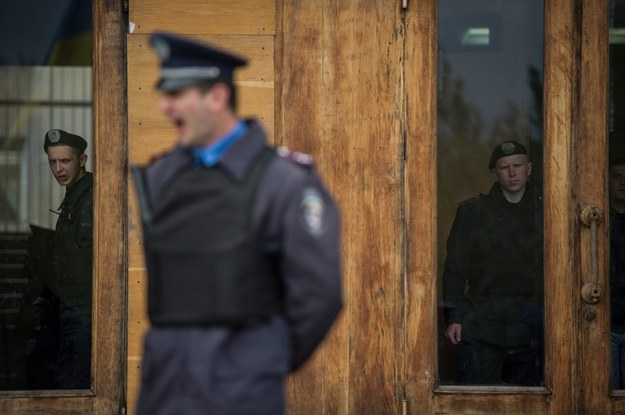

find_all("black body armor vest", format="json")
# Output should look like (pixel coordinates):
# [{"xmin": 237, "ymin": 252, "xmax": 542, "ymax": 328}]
[{"xmin": 142, "ymin": 149, "xmax": 281, "ymax": 326}]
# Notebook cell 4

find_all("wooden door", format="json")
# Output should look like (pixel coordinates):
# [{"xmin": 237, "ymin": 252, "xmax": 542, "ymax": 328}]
[{"xmin": 404, "ymin": 0, "xmax": 620, "ymax": 413}]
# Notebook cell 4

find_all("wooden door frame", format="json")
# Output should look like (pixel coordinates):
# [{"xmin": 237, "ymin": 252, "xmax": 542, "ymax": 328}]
[
  {"xmin": 0, "ymin": 0, "xmax": 127, "ymax": 413},
  {"xmin": 404, "ymin": 0, "xmax": 616, "ymax": 413}
]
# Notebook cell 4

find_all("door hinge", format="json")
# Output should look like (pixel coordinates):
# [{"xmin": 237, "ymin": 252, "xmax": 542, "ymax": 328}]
[
  {"xmin": 120, "ymin": 407, "xmax": 126, "ymax": 415},
  {"xmin": 401, "ymin": 0, "xmax": 408, "ymax": 10}
]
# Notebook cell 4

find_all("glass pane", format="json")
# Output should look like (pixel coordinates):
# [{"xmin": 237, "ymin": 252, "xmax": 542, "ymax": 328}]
[
  {"xmin": 437, "ymin": 0, "xmax": 545, "ymax": 386},
  {"xmin": 0, "ymin": 0, "xmax": 92, "ymax": 390},
  {"xmin": 609, "ymin": 0, "xmax": 625, "ymax": 391}
]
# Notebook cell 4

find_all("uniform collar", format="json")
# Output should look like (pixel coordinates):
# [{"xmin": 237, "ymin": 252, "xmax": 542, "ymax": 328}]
[
  {"xmin": 60, "ymin": 172, "xmax": 93, "ymax": 210},
  {"xmin": 193, "ymin": 120, "xmax": 247, "ymax": 168},
  {"xmin": 490, "ymin": 182, "xmax": 533, "ymax": 206},
  {"xmin": 218, "ymin": 119, "xmax": 268, "ymax": 182}
]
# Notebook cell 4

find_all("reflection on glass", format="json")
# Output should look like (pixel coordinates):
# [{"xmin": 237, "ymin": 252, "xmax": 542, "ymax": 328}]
[
  {"xmin": 609, "ymin": 0, "xmax": 625, "ymax": 391},
  {"xmin": 437, "ymin": 0, "xmax": 544, "ymax": 386},
  {"xmin": 0, "ymin": 0, "xmax": 92, "ymax": 390}
]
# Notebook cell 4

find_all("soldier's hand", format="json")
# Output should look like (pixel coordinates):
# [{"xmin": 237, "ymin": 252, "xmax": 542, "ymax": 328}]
[{"xmin": 446, "ymin": 323, "xmax": 462, "ymax": 344}]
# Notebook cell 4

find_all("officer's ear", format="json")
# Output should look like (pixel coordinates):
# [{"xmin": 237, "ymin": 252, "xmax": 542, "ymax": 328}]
[
  {"xmin": 210, "ymin": 82, "xmax": 233, "ymax": 112},
  {"xmin": 79, "ymin": 153, "xmax": 88, "ymax": 168},
  {"xmin": 527, "ymin": 161, "xmax": 533, "ymax": 176}
]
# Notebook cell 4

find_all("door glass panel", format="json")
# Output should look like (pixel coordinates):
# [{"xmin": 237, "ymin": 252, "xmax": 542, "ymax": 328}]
[
  {"xmin": 0, "ymin": 0, "xmax": 93, "ymax": 390},
  {"xmin": 609, "ymin": 0, "xmax": 625, "ymax": 391},
  {"xmin": 437, "ymin": 0, "xmax": 545, "ymax": 386}
]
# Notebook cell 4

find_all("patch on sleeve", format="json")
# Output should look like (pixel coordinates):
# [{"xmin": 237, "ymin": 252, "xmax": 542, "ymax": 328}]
[
  {"xmin": 299, "ymin": 187, "xmax": 326, "ymax": 236},
  {"xmin": 276, "ymin": 146, "xmax": 314, "ymax": 167}
]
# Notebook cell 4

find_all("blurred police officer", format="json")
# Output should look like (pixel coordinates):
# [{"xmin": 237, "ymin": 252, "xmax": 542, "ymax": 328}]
[
  {"xmin": 133, "ymin": 32, "xmax": 342, "ymax": 414},
  {"xmin": 44, "ymin": 129, "xmax": 92, "ymax": 388},
  {"xmin": 443, "ymin": 141, "xmax": 543, "ymax": 385}
]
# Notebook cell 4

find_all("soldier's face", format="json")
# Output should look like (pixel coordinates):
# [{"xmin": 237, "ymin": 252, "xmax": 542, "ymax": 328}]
[
  {"xmin": 159, "ymin": 85, "xmax": 222, "ymax": 148},
  {"xmin": 47, "ymin": 145, "xmax": 87, "ymax": 187},
  {"xmin": 491, "ymin": 154, "xmax": 532, "ymax": 195},
  {"xmin": 610, "ymin": 164, "xmax": 625, "ymax": 204}
]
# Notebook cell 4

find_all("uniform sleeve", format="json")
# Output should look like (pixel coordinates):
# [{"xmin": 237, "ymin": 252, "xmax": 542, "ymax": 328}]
[
  {"xmin": 76, "ymin": 189, "xmax": 93, "ymax": 248},
  {"xmin": 279, "ymin": 170, "xmax": 343, "ymax": 371},
  {"xmin": 442, "ymin": 204, "xmax": 476, "ymax": 325}
]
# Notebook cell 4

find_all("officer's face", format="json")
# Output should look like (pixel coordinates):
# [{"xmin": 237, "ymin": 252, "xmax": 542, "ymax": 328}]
[
  {"xmin": 160, "ymin": 85, "xmax": 226, "ymax": 148},
  {"xmin": 610, "ymin": 164, "xmax": 625, "ymax": 204},
  {"xmin": 491, "ymin": 154, "xmax": 532, "ymax": 195},
  {"xmin": 47, "ymin": 145, "xmax": 87, "ymax": 188}
]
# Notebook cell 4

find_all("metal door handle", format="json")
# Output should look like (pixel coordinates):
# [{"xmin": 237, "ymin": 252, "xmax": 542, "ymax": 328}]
[{"xmin": 580, "ymin": 205, "xmax": 603, "ymax": 304}]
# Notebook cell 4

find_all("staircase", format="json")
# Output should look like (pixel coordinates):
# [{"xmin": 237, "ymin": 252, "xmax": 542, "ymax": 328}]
[{"xmin": 0, "ymin": 233, "xmax": 36, "ymax": 390}]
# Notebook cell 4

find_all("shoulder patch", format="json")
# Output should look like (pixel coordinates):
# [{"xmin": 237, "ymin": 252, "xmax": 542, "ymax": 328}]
[
  {"xmin": 276, "ymin": 146, "xmax": 314, "ymax": 168},
  {"xmin": 458, "ymin": 194, "xmax": 483, "ymax": 207}
]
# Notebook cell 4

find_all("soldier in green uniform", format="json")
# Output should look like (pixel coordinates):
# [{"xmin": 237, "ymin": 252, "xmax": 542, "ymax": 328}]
[
  {"xmin": 443, "ymin": 141, "xmax": 544, "ymax": 385},
  {"xmin": 44, "ymin": 129, "xmax": 92, "ymax": 389}
]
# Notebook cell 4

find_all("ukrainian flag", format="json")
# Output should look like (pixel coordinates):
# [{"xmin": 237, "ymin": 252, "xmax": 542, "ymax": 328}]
[{"xmin": 46, "ymin": 0, "xmax": 92, "ymax": 66}]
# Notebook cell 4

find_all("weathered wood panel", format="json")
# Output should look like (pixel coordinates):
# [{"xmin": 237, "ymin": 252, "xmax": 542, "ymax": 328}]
[
  {"xmin": 542, "ymin": 0, "xmax": 578, "ymax": 413},
  {"xmin": 129, "ymin": 0, "xmax": 275, "ymax": 35},
  {"xmin": 92, "ymin": 0, "xmax": 128, "ymax": 414},
  {"xmin": 433, "ymin": 392, "xmax": 549, "ymax": 414},
  {"xmin": 578, "ymin": 1, "xmax": 611, "ymax": 414},
  {"xmin": 281, "ymin": 1, "xmax": 404, "ymax": 414},
  {"xmin": 126, "ymin": 268, "xmax": 148, "ymax": 415},
  {"xmin": 404, "ymin": 0, "xmax": 437, "ymax": 414}
]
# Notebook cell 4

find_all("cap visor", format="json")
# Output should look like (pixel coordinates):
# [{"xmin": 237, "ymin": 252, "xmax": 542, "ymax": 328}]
[{"xmin": 156, "ymin": 77, "xmax": 203, "ymax": 92}]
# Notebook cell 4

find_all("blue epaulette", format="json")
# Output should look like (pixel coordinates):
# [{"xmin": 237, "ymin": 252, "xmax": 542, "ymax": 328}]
[
  {"xmin": 458, "ymin": 194, "xmax": 483, "ymax": 207},
  {"xmin": 276, "ymin": 146, "xmax": 315, "ymax": 168}
]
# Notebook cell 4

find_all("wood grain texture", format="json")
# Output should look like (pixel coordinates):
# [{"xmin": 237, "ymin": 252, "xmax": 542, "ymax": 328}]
[
  {"xmin": 129, "ymin": 0, "xmax": 275, "ymax": 35},
  {"xmin": 91, "ymin": 0, "xmax": 128, "ymax": 414},
  {"xmin": 404, "ymin": 1, "xmax": 437, "ymax": 414},
  {"xmin": 281, "ymin": 1, "xmax": 403, "ymax": 414},
  {"xmin": 543, "ymin": 0, "xmax": 578, "ymax": 413},
  {"xmin": 577, "ymin": 1, "xmax": 611, "ymax": 414}
]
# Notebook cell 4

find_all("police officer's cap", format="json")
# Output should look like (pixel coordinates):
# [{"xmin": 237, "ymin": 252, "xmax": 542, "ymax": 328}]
[
  {"xmin": 488, "ymin": 141, "xmax": 527, "ymax": 169},
  {"xmin": 43, "ymin": 129, "xmax": 87, "ymax": 153},
  {"xmin": 150, "ymin": 32, "xmax": 247, "ymax": 92}
]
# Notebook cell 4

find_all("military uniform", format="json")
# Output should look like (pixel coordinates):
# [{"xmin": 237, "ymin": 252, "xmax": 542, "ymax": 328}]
[
  {"xmin": 53, "ymin": 171, "xmax": 93, "ymax": 320},
  {"xmin": 53, "ymin": 172, "xmax": 92, "ymax": 389},
  {"xmin": 443, "ymin": 144, "xmax": 543, "ymax": 385},
  {"xmin": 43, "ymin": 129, "xmax": 92, "ymax": 389}
]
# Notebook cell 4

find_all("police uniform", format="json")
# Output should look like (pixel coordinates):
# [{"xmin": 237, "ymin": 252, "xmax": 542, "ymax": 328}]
[
  {"xmin": 133, "ymin": 33, "xmax": 342, "ymax": 415},
  {"xmin": 43, "ymin": 129, "xmax": 92, "ymax": 389},
  {"xmin": 442, "ymin": 141, "xmax": 544, "ymax": 385}
]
